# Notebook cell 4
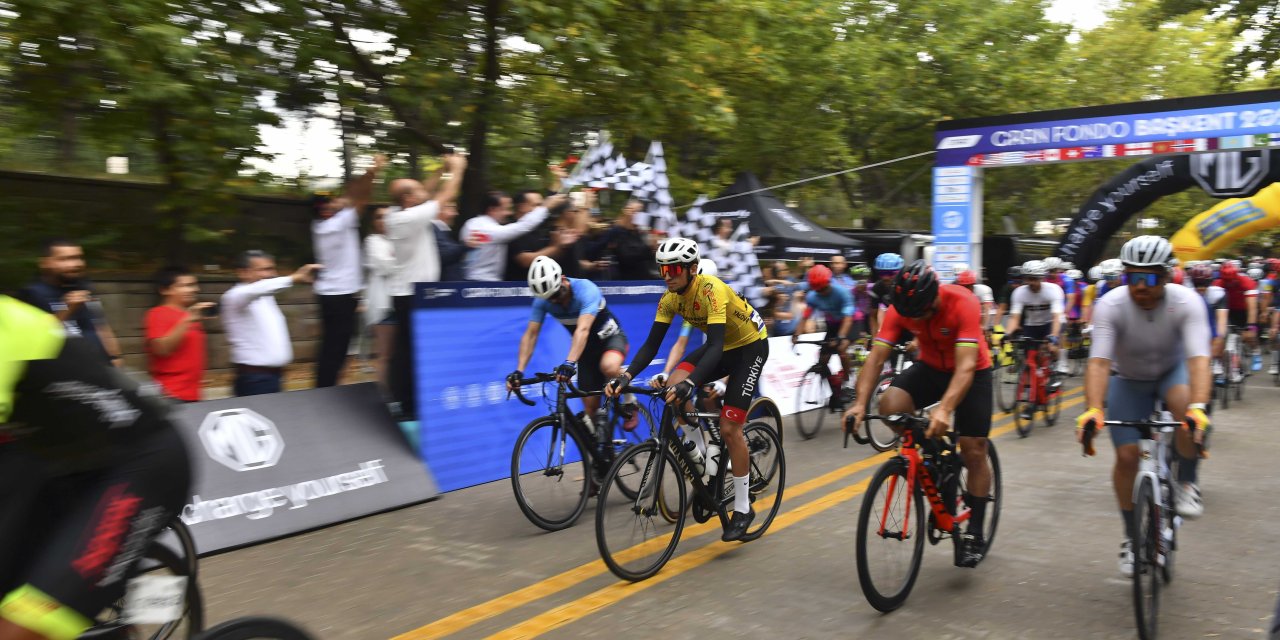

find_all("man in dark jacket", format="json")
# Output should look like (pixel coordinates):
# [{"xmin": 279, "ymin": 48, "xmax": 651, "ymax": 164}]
[{"xmin": 434, "ymin": 202, "xmax": 467, "ymax": 282}]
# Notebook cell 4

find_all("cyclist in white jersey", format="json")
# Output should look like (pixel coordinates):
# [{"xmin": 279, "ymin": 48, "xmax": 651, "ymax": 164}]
[
  {"xmin": 1002, "ymin": 260, "xmax": 1064, "ymax": 344},
  {"xmin": 1075, "ymin": 236, "xmax": 1211, "ymax": 577}
]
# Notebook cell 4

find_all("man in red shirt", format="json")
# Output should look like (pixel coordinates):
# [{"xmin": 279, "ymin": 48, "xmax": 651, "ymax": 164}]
[
  {"xmin": 1212, "ymin": 262, "xmax": 1260, "ymax": 346},
  {"xmin": 843, "ymin": 260, "xmax": 994, "ymax": 567},
  {"xmin": 145, "ymin": 266, "xmax": 214, "ymax": 402}
]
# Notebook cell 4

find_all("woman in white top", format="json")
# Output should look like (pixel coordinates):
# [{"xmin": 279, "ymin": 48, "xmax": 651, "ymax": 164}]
[{"xmin": 364, "ymin": 206, "xmax": 397, "ymax": 391}]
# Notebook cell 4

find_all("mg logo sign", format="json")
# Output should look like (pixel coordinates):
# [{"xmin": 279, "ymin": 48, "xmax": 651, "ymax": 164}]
[
  {"xmin": 198, "ymin": 409, "xmax": 283, "ymax": 472},
  {"xmin": 1191, "ymin": 151, "xmax": 1269, "ymax": 197}
]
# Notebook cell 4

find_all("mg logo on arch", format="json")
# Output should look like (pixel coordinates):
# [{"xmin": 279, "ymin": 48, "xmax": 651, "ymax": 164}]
[{"xmin": 198, "ymin": 408, "xmax": 284, "ymax": 472}]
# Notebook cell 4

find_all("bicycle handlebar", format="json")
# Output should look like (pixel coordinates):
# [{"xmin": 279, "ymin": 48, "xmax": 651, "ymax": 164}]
[
  {"xmin": 506, "ymin": 372, "xmax": 587, "ymax": 406},
  {"xmin": 1080, "ymin": 420, "xmax": 1186, "ymax": 457}
]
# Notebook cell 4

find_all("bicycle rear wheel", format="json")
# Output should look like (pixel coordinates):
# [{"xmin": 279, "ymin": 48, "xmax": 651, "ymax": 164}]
[
  {"xmin": 89, "ymin": 539, "xmax": 204, "ymax": 640},
  {"xmin": 1132, "ymin": 478, "xmax": 1161, "ymax": 640},
  {"xmin": 748, "ymin": 396, "xmax": 784, "ymax": 445},
  {"xmin": 956, "ymin": 440, "xmax": 1002, "ymax": 552},
  {"xmin": 1043, "ymin": 377, "xmax": 1063, "ymax": 426},
  {"xmin": 510, "ymin": 418, "xmax": 591, "ymax": 531},
  {"xmin": 995, "ymin": 352, "xmax": 1020, "ymax": 412},
  {"xmin": 856, "ymin": 459, "xmax": 925, "ymax": 613},
  {"xmin": 716, "ymin": 422, "xmax": 785, "ymax": 542},
  {"xmin": 192, "ymin": 617, "xmax": 313, "ymax": 640},
  {"xmin": 866, "ymin": 373, "xmax": 900, "ymax": 452},
  {"xmin": 1013, "ymin": 367, "xmax": 1034, "ymax": 438},
  {"xmin": 794, "ymin": 369, "xmax": 828, "ymax": 440},
  {"xmin": 596, "ymin": 441, "xmax": 687, "ymax": 581}
]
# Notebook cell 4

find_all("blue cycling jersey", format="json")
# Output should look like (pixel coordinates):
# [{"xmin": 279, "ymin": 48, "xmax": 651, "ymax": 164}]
[
  {"xmin": 530, "ymin": 278, "xmax": 622, "ymax": 341},
  {"xmin": 805, "ymin": 285, "xmax": 855, "ymax": 320}
]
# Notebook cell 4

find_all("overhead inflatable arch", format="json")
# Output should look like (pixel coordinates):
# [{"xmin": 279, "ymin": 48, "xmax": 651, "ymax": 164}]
[
  {"xmin": 1055, "ymin": 148, "xmax": 1280, "ymax": 268},
  {"xmin": 1171, "ymin": 181, "xmax": 1280, "ymax": 260}
]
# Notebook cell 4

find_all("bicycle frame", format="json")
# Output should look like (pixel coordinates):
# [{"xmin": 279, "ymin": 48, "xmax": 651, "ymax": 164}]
[
  {"xmin": 874, "ymin": 419, "xmax": 968, "ymax": 539},
  {"xmin": 1013, "ymin": 338, "xmax": 1053, "ymax": 405},
  {"xmin": 631, "ymin": 398, "xmax": 734, "ymax": 527},
  {"xmin": 511, "ymin": 374, "xmax": 616, "ymax": 477}
]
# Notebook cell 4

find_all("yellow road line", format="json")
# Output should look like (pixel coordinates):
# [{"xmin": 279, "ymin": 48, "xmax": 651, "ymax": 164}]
[
  {"xmin": 395, "ymin": 388, "xmax": 1084, "ymax": 639},
  {"xmin": 484, "ymin": 393, "xmax": 1087, "ymax": 640}
]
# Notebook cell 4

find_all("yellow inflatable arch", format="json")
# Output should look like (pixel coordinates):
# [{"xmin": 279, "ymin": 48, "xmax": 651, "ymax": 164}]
[{"xmin": 1172, "ymin": 182, "xmax": 1280, "ymax": 261}]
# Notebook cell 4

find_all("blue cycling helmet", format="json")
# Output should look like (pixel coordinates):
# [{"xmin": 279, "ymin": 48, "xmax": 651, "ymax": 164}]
[{"xmin": 874, "ymin": 253, "xmax": 904, "ymax": 272}]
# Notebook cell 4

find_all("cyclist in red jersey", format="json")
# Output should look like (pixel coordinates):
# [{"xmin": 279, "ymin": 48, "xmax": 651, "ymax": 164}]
[
  {"xmin": 1212, "ymin": 262, "xmax": 1259, "ymax": 347},
  {"xmin": 843, "ymin": 260, "xmax": 994, "ymax": 567}
]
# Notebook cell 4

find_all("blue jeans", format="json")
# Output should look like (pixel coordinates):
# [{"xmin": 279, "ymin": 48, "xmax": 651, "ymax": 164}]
[
  {"xmin": 234, "ymin": 371, "xmax": 282, "ymax": 397},
  {"xmin": 1105, "ymin": 362, "xmax": 1188, "ymax": 447}
]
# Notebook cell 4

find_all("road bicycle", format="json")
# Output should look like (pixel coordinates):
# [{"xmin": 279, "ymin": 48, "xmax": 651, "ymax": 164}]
[
  {"xmin": 82, "ymin": 518, "xmax": 203, "ymax": 640},
  {"xmin": 1218, "ymin": 326, "xmax": 1247, "ymax": 407},
  {"xmin": 792, "ymin": 338, "xmax": 856, "ymax": 440},
  {"xmin": 846, "ymin": 342, "xmax": 912, "ymax": 452},
  {"xmin": 1003, "ymin": 337, "xmax": 1062, "ymax": 436},
  {"xmin": 595, "ymin": 386, "xmax": 785, "ymax": 582},
  {"xmin": 1064, "ymin": 321, "xmax": 1090, "ymax": 377},
  {"xmin": 507, "ymin": 372, "xmax": 656, "ymax": 532},
  {"xmin": 854, "ymin": 408, "xmax": 1002, "ymax": 612},
  {"xmin": 192, "ymin": 617, "xmax": 314, "ymax": 640},
  {"xmin": 1081, "ymin": 418, "xmax": 1187, "ymax": 640}
]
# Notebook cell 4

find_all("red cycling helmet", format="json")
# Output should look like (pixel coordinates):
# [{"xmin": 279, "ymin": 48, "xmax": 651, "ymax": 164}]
[
  {"xmin": 1188, "ymin": 263, "xmax": 1214, "ymax": 285},
  {"xmin": 955, "ymin": 269, "xmax": 977, "ymax": 286},
  {"xmin": 1220, "ymin": 262, "xmax": 1238, "ymax": 279},
  {"xmin": 807, "ymin": 264, "xmax": 833, "ymax": 290},
  {"xmin": 1170, "ymin": 266, "xmax": 1185, "ymax": 285}
]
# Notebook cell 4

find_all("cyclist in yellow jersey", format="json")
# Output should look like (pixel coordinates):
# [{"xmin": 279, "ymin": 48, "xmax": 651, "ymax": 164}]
[
  {"xmin": 1, "ymin": 295, "xmax": 191, "ymax": 640},
  {"xmin": 606, "ymin": 238, "xmax": 768, "ymax": 542}
]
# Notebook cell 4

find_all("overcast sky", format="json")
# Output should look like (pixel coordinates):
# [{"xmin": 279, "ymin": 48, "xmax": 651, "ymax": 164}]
[{"xmin": 251, "ymin": 0, "xmax": 1115, "ymax": 180}]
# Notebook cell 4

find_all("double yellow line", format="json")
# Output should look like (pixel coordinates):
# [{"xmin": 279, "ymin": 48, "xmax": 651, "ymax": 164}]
[{"xmin": 396, "ymin": 388, "xmax": 1086, "ymax": 640}]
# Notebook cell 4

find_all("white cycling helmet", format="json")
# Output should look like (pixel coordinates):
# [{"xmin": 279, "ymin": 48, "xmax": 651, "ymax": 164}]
[
  {"xmin": 656, "ymin": 237, "xmax": 700, "ymax": 265},
  {"xmin": 1248, "ymin": 267, "xmax": 1264, "ymax": 280},
  {"xmin": 1042, "ymin": 256, "xmax": 1064, "ymax": 271},
  {"xmin": 1120, "ymin": 235, "xmax": 1173, "ymax": 267},
  {"xmin": 1062, "ymin": 261, "xmax": 1076, "ymax": 271},
  {"xmin": 698, "ymin": 258, "xmax": 719, "ymax": 278},
  {"xmin": 1021, "ymin": 260, "xmax": 1048, "ymax": 277},
  {"xmin": 1100, "ymin": 258, "xmax": 1124, "ymax": 277},
  {"xmin": 1066, "ymin": 269, "xmax": 1083, "ymax": 280},
  {"xmin": 1087, "ymin": 265, "xmax": 1103, "ymax": 282},
  {"xmin": 527, "ymin": 255, "xmax": 564, "ymax": 299}
]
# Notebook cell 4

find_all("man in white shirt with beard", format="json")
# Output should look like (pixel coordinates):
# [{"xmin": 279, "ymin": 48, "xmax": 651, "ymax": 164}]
[
  {"xmin": 384, "ymin": 153, "xmax": 467, "ymax": 419},
  {"xmin": 460, "ymin": 191, "xmax": 563, "ymax": 281}
]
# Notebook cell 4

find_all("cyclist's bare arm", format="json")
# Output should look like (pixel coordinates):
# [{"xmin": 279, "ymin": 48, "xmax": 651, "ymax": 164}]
[
  {"xmin": 514, "ymin": 321, "xmax": 541, "ymax": 375},
  {"xmin": 662, "ymin": 335, "xmax": 689, "ymax": 377},
  {"xmin": 1187, "ymin": 355, "xmax": 1212, "ymax": 407},
  {"xmin": 565, "ymin": 313, "xmax": 596, "ymax": 363}
]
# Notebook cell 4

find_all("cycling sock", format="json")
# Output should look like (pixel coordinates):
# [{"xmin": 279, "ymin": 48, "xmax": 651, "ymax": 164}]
[
  {"xmin": 963, "ymin": 492, "xmax": 987, "ymax": 535},
  {"xmin": 1175, "ymin": 450, "xmax": 1200, "ymax": 484},
  {"xmin": 733, "ymin": 474, "xmax": 750, "ymax": 513},
  {"xmin": 1057, "ymin": 348, "xmax": 1068, "ymax": 369},
  {"xmin": 1121, "ymin": 508, "xmax": 1136, "ymax": 540}
]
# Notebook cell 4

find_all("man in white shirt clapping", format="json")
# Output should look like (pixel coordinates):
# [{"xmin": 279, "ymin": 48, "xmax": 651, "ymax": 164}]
[{"xmin": 222, "ymin": 250, "xmax": 322, "ymax": 396}]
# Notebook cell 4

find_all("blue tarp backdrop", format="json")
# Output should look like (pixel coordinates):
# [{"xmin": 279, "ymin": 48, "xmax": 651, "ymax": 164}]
[{"xmin": 412, "ymin": 280, "xmax": 695, "ymax": 492}]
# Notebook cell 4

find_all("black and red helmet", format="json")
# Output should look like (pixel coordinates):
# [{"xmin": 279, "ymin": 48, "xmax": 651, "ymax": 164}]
[{"xmin": 891, "ymin": 260, "xmax": 939, "ymax": 318}]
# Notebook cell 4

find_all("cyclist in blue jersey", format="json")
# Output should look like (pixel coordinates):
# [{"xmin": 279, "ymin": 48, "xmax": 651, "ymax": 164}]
[
  {"xmin": 507, "ymin": 256, "xmax": 630, "ymax": 423},
  {"xmin": 794, "ymin": 264, "xmax": 856, "ymax": 378}
]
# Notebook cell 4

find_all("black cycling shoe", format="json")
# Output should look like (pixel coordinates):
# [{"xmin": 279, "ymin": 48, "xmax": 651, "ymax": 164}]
[
  {"xmin": 957, "ymin": 532, "xmax": 986, "ymax": 568},
  {"xmin": 721, "ymin": 508, "xmax": 755, "ymax": 542}
]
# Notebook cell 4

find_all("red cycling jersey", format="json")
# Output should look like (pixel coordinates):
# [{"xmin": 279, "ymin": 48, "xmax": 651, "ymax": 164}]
[
  {"xmin": 874, "ymin": 284, "xmax": 992, "ymax": 372},
  {"xmin": 1211, "ymin": 274, "xmax": 1258, "ymax": 312}
]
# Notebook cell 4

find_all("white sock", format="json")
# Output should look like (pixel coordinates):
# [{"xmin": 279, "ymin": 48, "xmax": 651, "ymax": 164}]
[
  {"xmin": 685, "ymin": 428, "xmax": 707, "ymax": 456},
  {"xmin": 734, "ymin": 474, "xmax": 750, "ymax": 513},
  {"xmin": 1058, "ymin": 349, "xmax": 1068, "ymax": 368}
]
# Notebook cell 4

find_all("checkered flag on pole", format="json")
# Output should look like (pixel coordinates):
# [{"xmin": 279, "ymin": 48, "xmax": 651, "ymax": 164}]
[
  {"xmin": 677, "ymin": 196, "xmax": 767, "ymax": 307},
  {"xmin": 561, "ymin": 138, "xmax": 631, "ymax": 190},
  {"xmin": 629, "ymin": 141, "xmax": 677, "ymax": 231}
]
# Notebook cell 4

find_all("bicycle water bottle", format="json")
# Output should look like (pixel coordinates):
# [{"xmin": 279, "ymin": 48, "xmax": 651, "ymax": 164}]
[
  {"xmin": 704, "ymin": 443, "xmax": 722, "ymax": 478},
  {"xmin": 1253, "ymin": 350, "xmax": 1263, "ymax": 371},
  {"xmin": 683, "ymin": 440, "xmax": 705, "ymax": 477}
]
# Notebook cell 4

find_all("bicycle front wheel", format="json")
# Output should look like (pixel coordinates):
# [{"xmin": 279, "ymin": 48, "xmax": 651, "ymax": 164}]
[
  {"xmin": 995, "ymin": 352, "xmax": 1020, "ymax": 412},
  {"xmin": 1132, "ymin": 477, "xmax": 1161, "ymax": 640},
  {"xmin": 511, "ymin": 418, "xmax": 591, "ymax": 531},
  {"xmin": 856, "ymin": 460, "xmax": 926, "ymax": 613},
  {"xmin": 866, "ymin": 373, "xmax": 900, "ymax": 452},
  {"xmin": 794, "ymin": 369, "xmax": 828, "ymax": 440},
  {"xmin": 1043, "ymin": 377, "xmax": 1063, "ymax": 426},
  {"xmin": 1013, "ymin": 367, "xmax": 1034, "ymax": 438},
  {"xmin": 596, "ymin": 441, "xmax": 687, "ymax": 582},
  {"xmin": 716, "ymin": 422, "xmax": 786, "ymax": 542}
]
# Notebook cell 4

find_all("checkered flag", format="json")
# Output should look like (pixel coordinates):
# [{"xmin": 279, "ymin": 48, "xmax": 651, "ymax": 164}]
[
  {"xmin": 629, "ymin": 141, "xmax": 677, "ymax": 231},
  {"xmin": 561, "ymin": 139, "xmax": 631, "ymax": 190},
  {"xmin": 677, "ymin": 196, "xmax": 766, "ymax": 307}
]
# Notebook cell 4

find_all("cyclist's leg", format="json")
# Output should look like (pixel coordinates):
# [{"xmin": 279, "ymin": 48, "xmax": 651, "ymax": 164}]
[
  {"xmin": 0, "ymin": 427, "xmax": 190, "ymax": 640},
  {"xmin": 717, "ymin": 339, "xmax": 768, "ymax": 516},
  {"xmin": 1106, "ymin": 376, "xmax": 1159, "ymax": 541},
  {"xmin": 955, "ymin": 368, "xmax": 995, "ymax": 534}
]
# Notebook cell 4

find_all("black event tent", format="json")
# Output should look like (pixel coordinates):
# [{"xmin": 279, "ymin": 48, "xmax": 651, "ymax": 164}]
[{"xmin": 702, "ymin": 172, "xmax": 863, "ymax": 261}]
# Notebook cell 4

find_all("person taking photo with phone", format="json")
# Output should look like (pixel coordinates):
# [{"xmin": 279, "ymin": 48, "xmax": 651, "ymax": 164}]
[{"xmin": 145, "ymin": 266, "xmax": 215, "ymax": 402}]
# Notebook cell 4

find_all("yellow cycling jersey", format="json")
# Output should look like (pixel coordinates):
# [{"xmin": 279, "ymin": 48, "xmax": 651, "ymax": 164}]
[
  {"xmin": 1081, "ymin": 283, "xmax": 1097, "ymax": 308},
  {"xmin": 656, "ymin": 274, "xmax": 767, "ymax": 350},
  {"xmin": 0, "ymin": 296, "xmax": 66, "ymax": 423}
]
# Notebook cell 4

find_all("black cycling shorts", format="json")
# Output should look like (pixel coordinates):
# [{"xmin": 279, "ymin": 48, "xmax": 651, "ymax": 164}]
[
  {"xmin": 678, "ymin": 338, "xmax": 769, "ymax": 424},
  {"xmin": 576, "ymin": 332, "xmax": 629, "ymax": 392},
  {"xmin": 1022, "ymin": 323, "xmax": 1053, "ymax": 341},
  {"xmin": 824, "ymin": 325, "xmax": 850, "ymax": 344},
  {"xmin": 1228, "ymin": 309, "xmax": 1250, "ymax": 329},
  {"xmin": 887, "ymin": 363, "xmax": 993, "ymax": 438}
]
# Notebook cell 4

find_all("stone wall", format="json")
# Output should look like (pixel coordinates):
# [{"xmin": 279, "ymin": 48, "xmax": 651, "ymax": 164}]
[{"xmin": 93, "ymin": 274, "xmax": 321, "ymax": 377}]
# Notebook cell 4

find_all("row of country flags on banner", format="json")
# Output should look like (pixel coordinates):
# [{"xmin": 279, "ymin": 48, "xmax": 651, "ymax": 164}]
[{"xmin": 966, "ymin": 133, "xmax": 1280, "ymax": 167}]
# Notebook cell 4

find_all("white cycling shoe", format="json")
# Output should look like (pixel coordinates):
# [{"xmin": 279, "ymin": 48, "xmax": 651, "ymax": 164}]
[
  {"xmin": 1176, "ymin": 483, "xmax": 1204, "ymax": 520},
  {"xmin": 1119, "ymin": 538, "xmax": 1134, "ymax": 578}
]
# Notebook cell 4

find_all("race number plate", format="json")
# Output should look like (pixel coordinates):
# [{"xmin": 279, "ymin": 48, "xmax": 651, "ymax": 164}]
[{"xmin": 123, "ymin": 575, "xmax": 186, "ymax": 624}]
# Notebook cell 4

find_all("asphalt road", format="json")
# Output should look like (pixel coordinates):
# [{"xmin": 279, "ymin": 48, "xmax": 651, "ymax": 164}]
[{"xmin": 196, "ymin": 376, "xmax": 1280, "ymax": 640}]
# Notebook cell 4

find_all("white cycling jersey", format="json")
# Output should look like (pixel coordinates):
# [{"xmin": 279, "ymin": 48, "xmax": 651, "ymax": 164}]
[{"xmin": 1010, "ymin": 282, "xmax": 1065, "ymax": 327}]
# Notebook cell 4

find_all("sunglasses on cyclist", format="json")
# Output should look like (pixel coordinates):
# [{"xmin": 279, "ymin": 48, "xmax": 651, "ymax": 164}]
[
  {"xmin": 659, "ymin": 264, "xmax": 688, "ymax": 278},
  {"xmin": 1122, "ymin": 272, "xmax": 1164, "ymax": 287}
]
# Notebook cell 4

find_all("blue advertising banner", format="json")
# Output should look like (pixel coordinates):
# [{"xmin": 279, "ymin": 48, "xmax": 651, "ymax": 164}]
[
  {"xmin": 936, "ymin": 99, "xmax": 1280, "ymax": 166},
  {"xmin": 412, "ymin": 280, "xmax": 688, "ymax": 492},
  {"xmin": 931, "ymin": 166, "xmax": 981, "ymax": 279}
]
